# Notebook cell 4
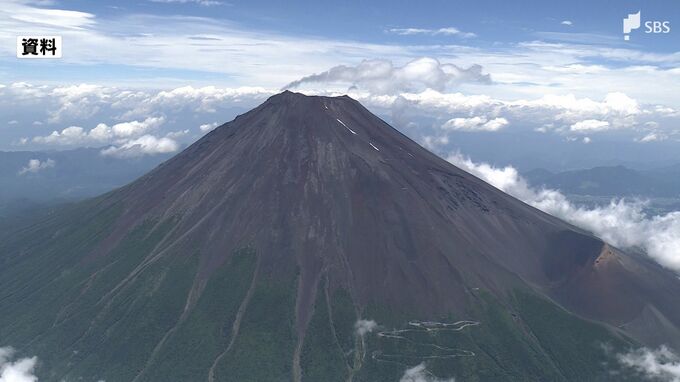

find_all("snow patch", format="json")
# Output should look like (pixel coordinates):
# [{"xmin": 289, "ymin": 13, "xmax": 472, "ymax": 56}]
[
  {"xmin": 336, "ymin": 118, "xmax": 357, "ymax": 135},
  {"xmin": 369, "ymin": 142, "xmax": 380, "ymax": 151}
]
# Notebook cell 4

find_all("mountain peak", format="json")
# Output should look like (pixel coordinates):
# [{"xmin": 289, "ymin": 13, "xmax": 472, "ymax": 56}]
[{"xmin": 268, "ymin": 90, "xmax": 354, "ymax": 103}]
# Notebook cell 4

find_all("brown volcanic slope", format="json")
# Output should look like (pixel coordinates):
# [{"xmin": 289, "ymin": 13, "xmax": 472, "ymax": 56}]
[{"xmin": 1, "ymin": 90, "xmax": 680, "ymax": 381}]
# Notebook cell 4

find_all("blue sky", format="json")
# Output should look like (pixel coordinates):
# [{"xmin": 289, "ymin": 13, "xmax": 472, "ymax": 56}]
[
  {"xmin": 47, "ymin": 0, "xmax": 678, "ymax": 50},
  {"xmin": 2, "ymin": 0, "xmax": 679, "ymax": 86},
  {"xmin": 0, "ymin": 0, "xmax": 679, "ymax": 164}
]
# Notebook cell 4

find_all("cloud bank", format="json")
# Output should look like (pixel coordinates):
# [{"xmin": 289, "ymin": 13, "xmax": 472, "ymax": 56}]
[
  {"xmin": 447, "ymin": 153, "xmax": 680, "ymax": 272},
  {"xmin": 3, "ymin": 75, "xmax": 678, "ymax": 155},
  {"xmin": 30, "ymin": 116, "xmax": 174, "ymax": 158},
  {"xmin": 33, "ymin": 117, "xmax": 166, "ymax": 146}
]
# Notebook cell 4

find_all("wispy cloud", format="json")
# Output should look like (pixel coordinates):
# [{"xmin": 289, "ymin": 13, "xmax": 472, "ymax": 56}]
[
  {"xmin": 387, "ymin": 27, "xmax": 476, "ymax": 38},
  {"xmin": 2, "ymin": 0, "xmax": 95, "ymax": 30},
  {"xmin": 199, "ymin": 122, "xmax": 219, "ymax": 132},
  {"xmin": 637, "ymin": 132, "xmax": 667, "ymax": 143}
]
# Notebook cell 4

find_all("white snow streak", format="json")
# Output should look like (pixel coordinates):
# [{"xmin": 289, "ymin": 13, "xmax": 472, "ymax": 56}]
[{"xmin": 336, "ymin": 118, "xmax": 357, "ymax": 135}]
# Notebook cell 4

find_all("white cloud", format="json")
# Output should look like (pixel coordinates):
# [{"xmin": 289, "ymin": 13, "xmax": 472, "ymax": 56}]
[
  {"xmin": 570, "ymin": 119, "xmax": 610, "ymax": 132},
  {"xmin": 358, "ymin": 89, "xmax": 657, "ymax": 140},
  {"xmin": 354, "ymin": 319, "xmax": 377, "ymax": 336},
  {"xmin": 512, "ymin": 92, "xmax": 640, "ymax": 119},
  {"xmin": 391, "ymin": 89, "xmax": 495, "ymax": 112},
  {"xmin": 33, "ymin": 126, "xmax": 87, "ymax": 145},
  {"xmin": 0, "ymin": 82, "xmax": 273, "ymax": 125},
  {"xmin": 543, "ymin": 64, "xmax": 607, "ymax": 74},
  {"xmin": 32, "ymin": 116, "xmax": 165, "ymax": 146},
  {"xmin": 0, "ymin": 347, "xmax": 38, "ymax": 382},
  {"xmin": 7, "ymin": 81, "xmax": 677, "ymax": 153},
  {"xmin": 447, "ymin": 153, "xmax": 680, "ymax": 272},
  {"xmin": 583, "ymin": 136, "xmax": 592, "ymax": 144},
  {"xmin": 400, "ymin": 363, "xmax": 455, "ymax": 382},
  {"xmin": 30, "ymin": 115, "xmax": 176, "ymax": 157},
  {"xmin": 49, "ymin": 84, "xmax": 109, "ymax": 123},
  {"xmin": 561, "ymin": 20, "xmax": 573, "ymax": 26},
  {"xmin": 387, "ymin": 27, "xmax": 475, "ymax": 38},
  {"xmin": 199, "ymin": 122, "xmax": 219, "ymax": 132},
  {"xmin": 165, "ymin": 129, "xmax": 189, "ymax": 139},
  {"xmin": 0, "ymin": 82, "xmax": 281, "ymax": 151},
  {"xmin": 4, "ymin": 1, "xmax": 94, "ymax": 30},
  {"xmin": 618, "ymin": 346, "xmax": 680, "ymax": 382},
  {"xmin": 284, "ymin": 58, "xmax": 491, "ymax": 94},
  {"xmin": 422, "ymin": 135, "xmax": 450, "ymax": 150},
  {"xmin": 101, "ymin": 134, "xmax": 179, "ymax": 158},
  {"xmin": 388, "ymin": 90, "xmax": 642, "ymax": 124},
  {"xmin": 18, "ymin": 158, "xmax": 55, "ymax": 175},
  {"xmin": 442, "ymin": 116, "xmax": 508, "ymax": 132},
  {"xmin": 110, "ymin": 117, "xmax": 164, "ymax": 138}
]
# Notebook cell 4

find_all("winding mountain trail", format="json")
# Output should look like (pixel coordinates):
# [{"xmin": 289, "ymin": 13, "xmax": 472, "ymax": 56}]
[{"xmin": 372, "ymin": 320, "xmax": 480, "ymax": 364}]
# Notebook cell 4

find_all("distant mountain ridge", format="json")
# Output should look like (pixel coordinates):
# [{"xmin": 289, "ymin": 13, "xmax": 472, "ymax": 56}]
[{"xmin": 524, "ymin": 165, "xmax": 680, "ymax": 197}]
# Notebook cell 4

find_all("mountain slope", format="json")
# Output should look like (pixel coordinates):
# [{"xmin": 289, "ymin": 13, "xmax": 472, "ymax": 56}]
[{"xmin": 1, "ymin": 91, "xmax": 679, "ymax": 381}]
